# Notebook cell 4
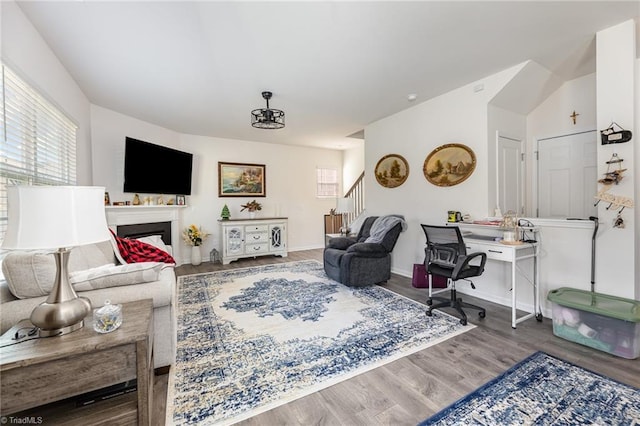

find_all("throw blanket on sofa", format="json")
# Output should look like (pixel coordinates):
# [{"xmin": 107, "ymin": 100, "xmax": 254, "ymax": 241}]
[
  {"xmin": 110, "ymin": 230, "xmax": 176, "ymax": 264},
  {"xmin": 365, "ymin": 215, "xmax": 407, "ymax": 243}
]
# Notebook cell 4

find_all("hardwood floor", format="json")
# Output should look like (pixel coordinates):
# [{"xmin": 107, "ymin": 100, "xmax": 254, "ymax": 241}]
[{"xmin": 154, "ymin": 249, "xmax": 640, "ymax": 425}]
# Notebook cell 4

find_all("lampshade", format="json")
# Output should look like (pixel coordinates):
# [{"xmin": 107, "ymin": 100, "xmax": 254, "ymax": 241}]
[
  {"xmin": 335, "ymin": 197, "xmax": 355, "ymax": 214},
  {"xmin": 2, "ymin": 186, "xmax": 110, "ymax": 337},
  {"xmin": 2, "ymin": 186, "xmax": 110, "ymax": 250},
  {"xmin": 251, "ymin": 91, "xmax": 285, "ymax": 129}
]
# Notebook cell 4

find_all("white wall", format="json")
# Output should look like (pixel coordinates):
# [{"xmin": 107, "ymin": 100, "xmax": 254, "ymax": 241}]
[
  {"xmin": 1, "ymin": 1, "xmax": 93, "ymax": 184},
  {"xmin": 180, "ymin": 134, "xmax": 342, "ymax": 263},
  {"xmin": 636, "ymin": 57, "xmax": 640, "ymax": 299},
  {"xmin": 526, "ymin": 73, "xmax": 597, "ymax": 218},
  {"xmin": 343, "ymin": 144, "xmax": 365, "ymax": 193},
  {"xmin": 90, "ymin": 105, "xmax": 343, "ymax": 264},
  {"xmin": 90, "ymin": 105, "xmax": 183, "ymax": 203},
  {"xmin": 365, "ymin": 65, "xmax": 521, "ymax": 278},
  {"xmin": 365, "ymin": 28, "xmax": 637, "ymax": 317},
  {"xmin": 595, "ymin": 20, "xmax": 636, "ymax": 299}
]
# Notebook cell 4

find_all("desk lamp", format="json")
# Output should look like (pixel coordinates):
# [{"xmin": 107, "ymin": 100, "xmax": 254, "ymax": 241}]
[
  {"xmin": 1, "ymin": 186, "xmax": 110, "ymax": 336},
  {"xmin": 335, "ymin": 197, "xmax": 355, "ymax": 235}
]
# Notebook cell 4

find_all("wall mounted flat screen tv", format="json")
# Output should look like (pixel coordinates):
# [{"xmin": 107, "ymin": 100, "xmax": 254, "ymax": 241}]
[{"xmin": 123, "ymin": 137, "xmax": 193, "ymax": 195}]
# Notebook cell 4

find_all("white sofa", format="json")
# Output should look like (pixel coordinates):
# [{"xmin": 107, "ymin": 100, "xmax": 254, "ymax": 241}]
[{"xmin": 0, "ymin": 239, "xmax": 176, "ymax": 369}]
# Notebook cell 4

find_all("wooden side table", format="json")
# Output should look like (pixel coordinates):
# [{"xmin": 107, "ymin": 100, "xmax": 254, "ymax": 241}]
[{"xmin": 0, "ymin": 299, "xmax": 154, "ymax": 425}]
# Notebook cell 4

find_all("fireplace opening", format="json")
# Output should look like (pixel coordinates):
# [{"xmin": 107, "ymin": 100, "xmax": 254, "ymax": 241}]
[{"xmin": 117, "ymin": 221, "xmax": 172, "ymax": 246}]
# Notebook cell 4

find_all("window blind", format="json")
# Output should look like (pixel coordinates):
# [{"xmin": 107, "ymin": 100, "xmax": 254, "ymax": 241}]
[
  {"xmin": 316, "ymin": 167, "xmax": 338, "ymax": 198},
  {"xmin": 0, "ymin": 64, "xmax": 77, "ymax": 245}
]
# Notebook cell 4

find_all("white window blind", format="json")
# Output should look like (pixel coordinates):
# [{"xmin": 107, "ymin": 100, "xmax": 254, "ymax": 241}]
[
  {"xmin": 316, "ymin": 167, "xmax": 338, "ymax": 198},
  {"xmin": 0, "ymin": 63, "xmax": 77, "ymax": 244}
]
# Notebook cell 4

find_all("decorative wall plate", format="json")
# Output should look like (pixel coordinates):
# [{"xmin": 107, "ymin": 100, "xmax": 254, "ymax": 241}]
[
  {"xmin": 374, "ymin": 154, "xmax": 409, "ymax": 188},
  {"xmin": 424, "ymin": 143, "xmax": 476, "ymax": 187}
]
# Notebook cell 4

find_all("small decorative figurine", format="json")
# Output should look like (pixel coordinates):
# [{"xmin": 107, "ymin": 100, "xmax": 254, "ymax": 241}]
[
  {"xmin": 132, "ymin": 193, "xmax": 141, "ymax": 205},
  {"xmin": 157, "ymin": 195, "xmax": 165, "ymax": 205},
  {"xmin": 221, "ymin": 204, "xmax": 231, "ymax": 220}
]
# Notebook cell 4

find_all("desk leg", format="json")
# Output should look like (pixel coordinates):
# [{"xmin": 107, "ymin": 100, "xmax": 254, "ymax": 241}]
[
  {"xmin": 534, "ymin": 251, "xmax": 542, "ymax": 321},
  {"xmin": 512, "ymin": 259, "xmax": 517, "ymax": 329}
]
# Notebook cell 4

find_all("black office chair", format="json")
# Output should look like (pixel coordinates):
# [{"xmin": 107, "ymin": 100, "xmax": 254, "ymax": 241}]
[{"xmin": 421, "ymin": 224, "xmax": 487, "ymax": 325}]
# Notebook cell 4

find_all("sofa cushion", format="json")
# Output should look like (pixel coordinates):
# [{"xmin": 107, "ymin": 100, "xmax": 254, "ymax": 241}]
[
  {"xmin": 2, "ymin": 241, "xmax": 115, "ymax": 299},
  {"xmin": 346, "ymin": 242, "xmax": 388, "ymax": 255},
  {"xmin": 70, "ymin": 262, "xmax": 164, "ymax": 291},
  {"xmin": 326, "ymin": 236, "xmax": 356, "ymax": 250}
]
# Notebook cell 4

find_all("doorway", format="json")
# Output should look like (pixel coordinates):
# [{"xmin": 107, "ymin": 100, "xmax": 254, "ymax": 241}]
[{"xmin": 497, "ymin": 133, "xmax": 524, "ymax": 215}]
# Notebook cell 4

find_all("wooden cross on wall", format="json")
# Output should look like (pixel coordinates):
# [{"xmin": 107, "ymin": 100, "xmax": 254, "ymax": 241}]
[{"xmin": 570, "ymin": 110, "xmax": 580, "ymax": 125}]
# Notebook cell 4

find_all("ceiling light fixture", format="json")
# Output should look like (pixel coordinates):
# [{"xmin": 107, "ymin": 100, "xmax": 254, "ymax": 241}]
[{"xmin": 251, "ymin": 91, "xmax": 285, "ymax": 129}]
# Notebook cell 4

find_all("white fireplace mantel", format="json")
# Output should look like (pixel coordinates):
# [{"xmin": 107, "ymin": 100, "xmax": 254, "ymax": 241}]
[{"xmin": 105, "ymin": 205, "xmax": 186, "ymax": 254}]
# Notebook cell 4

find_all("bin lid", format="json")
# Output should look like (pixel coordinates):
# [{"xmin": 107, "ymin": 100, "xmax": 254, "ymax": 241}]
[{"xmin": 547, "ymin": 287, "xmax": 640, "ymax": 322}]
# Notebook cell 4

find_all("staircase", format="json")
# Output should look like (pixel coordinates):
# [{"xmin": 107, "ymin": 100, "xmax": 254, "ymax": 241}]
[{"xmin": 344, "ymin": 172, "xmax": 365, "ymax": 225}]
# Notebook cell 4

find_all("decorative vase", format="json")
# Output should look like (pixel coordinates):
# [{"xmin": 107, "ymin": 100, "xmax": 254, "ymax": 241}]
[
  {"xmin": 191, "ymin": 245, "xmax": 202, "ymax": 266},
  {"xmin": 249, "ymin": 211, "xmax": 256, "ymax": 219}
]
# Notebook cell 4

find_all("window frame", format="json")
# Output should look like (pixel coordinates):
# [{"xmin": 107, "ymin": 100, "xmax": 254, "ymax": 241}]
[
  {"xmin": 0, "ymin": 63, "xmax": 78, "ymax": 246},
  {"xmin": 316, "ymin": 167, "xmax": 339, "ymax": 199}
]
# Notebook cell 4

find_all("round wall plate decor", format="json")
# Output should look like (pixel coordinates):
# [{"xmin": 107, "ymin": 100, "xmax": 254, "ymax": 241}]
[
  {"xmin": 423, "ymin": 143, "xmax": 476, "ymax": 187},
  {"xmin": 374, "ymin": 154, "xmax": 409, "ymax": 188}
]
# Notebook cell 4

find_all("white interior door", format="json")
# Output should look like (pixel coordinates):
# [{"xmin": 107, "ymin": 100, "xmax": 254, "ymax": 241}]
[
  {"xmin": 497, "ymin": 134, "xmax": 524, "ymax": 215},
  {"xmin": 537, "ymin": 130, "xmax": 597, "ymax": 218}
]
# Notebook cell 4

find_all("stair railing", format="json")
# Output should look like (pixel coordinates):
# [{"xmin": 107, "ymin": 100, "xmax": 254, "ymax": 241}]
[{"xmin": 344, "ymin": 172, "xmax": 364, "ymax": 225}]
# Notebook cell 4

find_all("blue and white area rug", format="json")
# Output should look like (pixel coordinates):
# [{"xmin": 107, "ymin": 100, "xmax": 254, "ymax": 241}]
[
  {"xmin": 420, "ymin": 351, "xmax": 640, "ymax": 425},
  {"xmin": 167, "ymin": 260, "xmax": 471, "ymax": 425}
]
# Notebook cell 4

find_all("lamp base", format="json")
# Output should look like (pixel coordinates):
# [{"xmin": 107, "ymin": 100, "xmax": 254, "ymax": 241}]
[
  {"xmin": 31, "ymin": 296, "xmax": 92, "ymax": 337},
  {"xmin": 38, "ymin": 320, "xmax": 85, "ymax": 337},
  {"xmin": 339, "ymin": 212, "xmax": 351, "ymax": 235}
]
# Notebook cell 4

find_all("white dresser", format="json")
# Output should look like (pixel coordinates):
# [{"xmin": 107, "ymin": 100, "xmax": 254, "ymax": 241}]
[{"xmin": 219, "ymin": 217, "xmax": 288, "ymax": 265}]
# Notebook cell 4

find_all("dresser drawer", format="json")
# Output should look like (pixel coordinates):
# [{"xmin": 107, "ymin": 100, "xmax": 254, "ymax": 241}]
[
  {"xmin": 245, "ymin": 243, "xmax": 269, "ymax": 254},
  {"xmin": 245, "ymin": 225, "xmax": 268, "ymax": 233},
  {"xmin": 245, "ymin": 232, "xmax": 269, "ymax": 243}
]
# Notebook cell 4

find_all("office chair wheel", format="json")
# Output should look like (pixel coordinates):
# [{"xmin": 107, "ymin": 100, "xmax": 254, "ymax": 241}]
[
  {"xmin": 426, "ymin": 299, "xmax": 433, "ymax": 306},
  {"xmin": 425, "ymin": 308, "xmax": 433, "ymax": 317},
  {"xmin": 536, "ymin": 313, "xmax": 543, "ymax": 322},
  {"xmin": 478, "ymin": 311, "xmax": 486, "ymax": 319},
  {"xmin": 460, "ymin": 318, "xmax": 467, "ymax": 326}
]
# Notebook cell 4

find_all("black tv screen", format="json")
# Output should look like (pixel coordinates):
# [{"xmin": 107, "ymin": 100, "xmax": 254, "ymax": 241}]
[{"xmin": 123, "ymin": 137, "xmax": 193, "ymax": 195}]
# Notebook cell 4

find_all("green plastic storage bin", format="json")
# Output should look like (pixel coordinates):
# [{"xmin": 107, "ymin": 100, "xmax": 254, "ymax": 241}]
[{"xmin": 547, "ymin": 287, "xmax": 640, "ymax": 359}]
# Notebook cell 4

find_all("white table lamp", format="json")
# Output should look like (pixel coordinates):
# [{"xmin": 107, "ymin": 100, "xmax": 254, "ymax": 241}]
[
  {"xmin": 1, "ymin": 186, "xmax": 110, "ymax": 336},
  {"xmin": 335, "ymin": 197, "xmax": 355, "ymax": 235}
]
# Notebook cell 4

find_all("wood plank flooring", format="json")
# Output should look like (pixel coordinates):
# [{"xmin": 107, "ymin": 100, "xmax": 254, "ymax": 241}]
[{"xmin": 153, "ymin": 249, "xmax": 640, "ymax": 425}]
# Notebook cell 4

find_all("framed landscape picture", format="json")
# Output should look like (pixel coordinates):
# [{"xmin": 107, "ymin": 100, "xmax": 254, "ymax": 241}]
[
  {"xmin": 218, "ymin": 162, "xmax": 266, "ymax": 197},
  {"xmin": 423, "ymin": 143, "xmax": 476, "ymax": 187},
  {"xmin": 374, "ymin": 154, "xmax": 409, "ymax": 188}
]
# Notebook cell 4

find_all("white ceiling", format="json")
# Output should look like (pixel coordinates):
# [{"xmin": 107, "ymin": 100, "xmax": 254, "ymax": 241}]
[{"xmin": 15, "ymin": 1, "xmax": 640, "ymax": 150}]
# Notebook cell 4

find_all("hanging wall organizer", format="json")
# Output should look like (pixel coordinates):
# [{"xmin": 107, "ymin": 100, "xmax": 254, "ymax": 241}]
[
  {"xmin": 600, "ymin": 122, "xmax": 632, "ymax": 145},
  {"xmin": 594, "ymin": 153, "xmax": 634, "ymax": 228}
]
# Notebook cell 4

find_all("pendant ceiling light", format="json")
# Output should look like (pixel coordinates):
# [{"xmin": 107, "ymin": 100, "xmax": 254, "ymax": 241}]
[{"xmin": 251, "ymin": 91, "xmax": 285, "ymax": 129}]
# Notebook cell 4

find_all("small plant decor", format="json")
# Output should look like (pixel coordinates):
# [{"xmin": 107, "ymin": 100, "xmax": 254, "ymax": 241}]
[
  {"xmin": 240, "ymin": 200, "xmax": 262, "ymax": 212},
  {"xmin": 220, "ymin": 204, "xmax": 230, "ymax": 220},
  {"xmin": 183, "ymin": 225, "xmax": 208, "ymax": 246}
]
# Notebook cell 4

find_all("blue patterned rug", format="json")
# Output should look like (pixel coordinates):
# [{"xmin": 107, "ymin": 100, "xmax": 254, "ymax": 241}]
[
  {"xmin": 420, "ymin": 351, "xmax": 640, "ymax": 425},
  {"xmin": 167, "ymin": 260, "xmax": 471, "ymax": 425}
]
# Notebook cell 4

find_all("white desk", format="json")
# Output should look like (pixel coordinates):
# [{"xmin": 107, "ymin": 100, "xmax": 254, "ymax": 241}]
[{"xmin": 462, "ymin": 234, "xmax": 542, "ymax": 328}]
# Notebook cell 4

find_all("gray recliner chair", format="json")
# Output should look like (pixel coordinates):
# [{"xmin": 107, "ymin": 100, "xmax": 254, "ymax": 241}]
[{"xmin": 323, "ymin": 215, "xmax": 405, "ymax": 287}]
